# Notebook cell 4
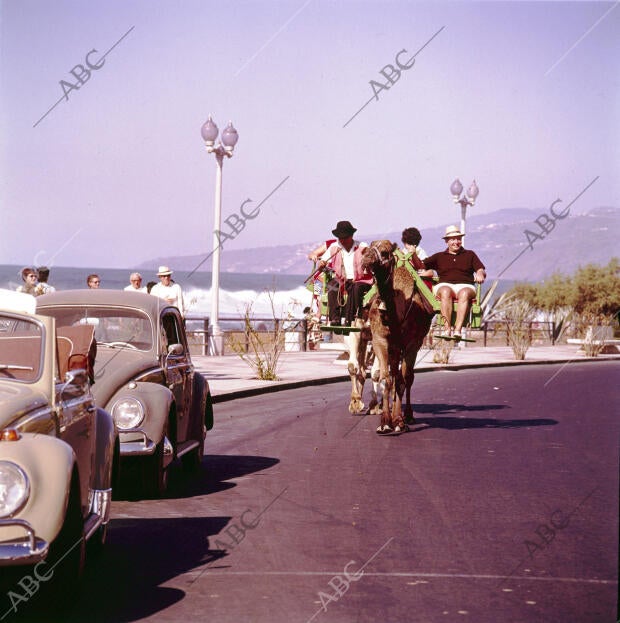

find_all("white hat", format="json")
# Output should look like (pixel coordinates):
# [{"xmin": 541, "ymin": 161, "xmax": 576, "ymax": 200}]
[
  {"xmin": 157, "ymin": 265, "xmax": 173, "ymax": 276},
  {"xmin": 442, "ymin": 225, "xmax": 464, "ymax": 239}
]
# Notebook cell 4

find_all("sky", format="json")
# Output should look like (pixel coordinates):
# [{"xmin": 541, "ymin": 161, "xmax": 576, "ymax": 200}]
[{"xmin": 1, "ymin": 0, "xmax": 619, "ymax": 270}]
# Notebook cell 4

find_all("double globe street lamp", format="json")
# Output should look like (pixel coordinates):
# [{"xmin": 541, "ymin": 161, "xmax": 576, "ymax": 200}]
[
  {"xmin": 201, "ymin": 115, "xmax": 239, "ymax": 355},
  {"xmin": 450, "ymin": 178, "xmax": 479, "ymax": 236}
]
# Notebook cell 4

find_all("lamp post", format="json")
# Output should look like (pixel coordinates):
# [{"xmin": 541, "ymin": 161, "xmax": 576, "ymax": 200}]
[
  {"xmin": 450, "ymin": 178, "xmax": 479, "ymax": 236},
  {"xmin": 201, "ymin": 115, "xmax": 239, "ymax": 355}
]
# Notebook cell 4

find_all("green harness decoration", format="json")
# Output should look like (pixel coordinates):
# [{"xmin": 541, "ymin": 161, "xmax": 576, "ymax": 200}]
[{"xmin": 362, "ymin": 250, "xmax": 441, "ymax": 313}]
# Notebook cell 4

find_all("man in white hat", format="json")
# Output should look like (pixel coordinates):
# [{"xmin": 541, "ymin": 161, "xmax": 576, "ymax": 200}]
[
  {"xmin": 420, "ymin": 225, "xmax": 486, "ymax": 339},
  {"xmin": 150, "ymin": 266, "xmax": 185, "ymax": 315}
]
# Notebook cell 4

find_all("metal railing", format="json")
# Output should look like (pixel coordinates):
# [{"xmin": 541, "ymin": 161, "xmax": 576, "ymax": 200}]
[{"xmin": 185, "ymin": 316, "xmax": 309, "ymax": 356}]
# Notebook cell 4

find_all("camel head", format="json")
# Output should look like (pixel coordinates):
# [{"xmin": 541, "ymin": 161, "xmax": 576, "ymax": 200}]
[{"xmin": 361, "ymin": 240, "xmax": 397, "ymax": 274}]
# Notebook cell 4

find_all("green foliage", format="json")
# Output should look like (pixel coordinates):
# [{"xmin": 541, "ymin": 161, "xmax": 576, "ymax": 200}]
[{"xmin": 506, "ymin": 259, "xmax": 619, "ymax": 332}]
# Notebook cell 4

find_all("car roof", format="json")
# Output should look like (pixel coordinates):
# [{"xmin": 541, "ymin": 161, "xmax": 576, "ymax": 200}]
[{"xmin": 36, "ymin": 289, "xmax": 177, "ymax": 317}]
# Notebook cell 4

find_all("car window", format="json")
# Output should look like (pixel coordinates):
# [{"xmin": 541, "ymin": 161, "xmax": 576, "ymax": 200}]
[
  {"xmin": 39, "ymin": 306, "xmax": 154, "ymax": 351},
  {"xmin": 0, "ymin": 313, "xmax": 43, "ymax": 382},
  {"xmin": 162, "ymin": 313, "xmax": 181, "ymax": 348}
]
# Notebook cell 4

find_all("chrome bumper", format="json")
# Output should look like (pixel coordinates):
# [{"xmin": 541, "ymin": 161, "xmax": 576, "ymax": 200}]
[
  {"xmin": 0, "ymin": 519, "xmax": 49, "ymax": 566},
  {"xmin": 119, "ymin": 432, "xmax": 173, "ymax": 466}
]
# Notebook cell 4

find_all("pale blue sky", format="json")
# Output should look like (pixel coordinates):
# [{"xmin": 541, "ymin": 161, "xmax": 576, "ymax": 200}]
[{"xmin": 1, "ymin": 0, "xmax": 618, "ymax": 269}]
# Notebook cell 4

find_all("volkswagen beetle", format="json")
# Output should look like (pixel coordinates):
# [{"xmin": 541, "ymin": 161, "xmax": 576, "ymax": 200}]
[
  {"xmin": 37, "ymin": 289, "xmax": 213, "ymax": 498},
  {"xmin": 0, "ymin": 291, "xmax": 117, "ymax": 616}
]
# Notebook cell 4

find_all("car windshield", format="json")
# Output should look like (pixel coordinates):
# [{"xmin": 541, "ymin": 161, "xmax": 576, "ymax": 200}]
[
  {"xmin": 39, "ymin": 306, "xmax": 154, "ymax": 351},
  {"xmin": 0, "ymin": 313, "xmax": 43, "ymax": 382}
]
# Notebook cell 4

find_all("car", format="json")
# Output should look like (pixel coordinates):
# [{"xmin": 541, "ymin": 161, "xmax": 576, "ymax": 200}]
[
  {"xmin": 37, "ymin": 289, "xmax": 214, "ymax": 497},
  {"xmin": 0, "ymin": 291, "xmax": 117, "ymax": 616}
]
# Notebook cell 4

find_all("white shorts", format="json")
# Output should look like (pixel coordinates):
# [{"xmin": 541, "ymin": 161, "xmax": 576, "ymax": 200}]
[{"xmin": 433, "ymin": 283, "xmax": 476, "ymax": 297}]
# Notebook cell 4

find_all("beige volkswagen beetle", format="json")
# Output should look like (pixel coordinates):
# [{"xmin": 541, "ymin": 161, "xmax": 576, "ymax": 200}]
[{"xmin": 0, "ymin": 291, "xmax": 117, "ymax": 617}]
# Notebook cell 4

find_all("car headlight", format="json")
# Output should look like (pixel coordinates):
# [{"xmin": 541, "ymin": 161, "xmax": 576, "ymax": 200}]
[
  {"xmin": 0, "ymin": 461, "xmax": 30, "ymax": 518},
  {"xmin": 111, "ymin": 397, "xmax": 145, "ymax": 430}
]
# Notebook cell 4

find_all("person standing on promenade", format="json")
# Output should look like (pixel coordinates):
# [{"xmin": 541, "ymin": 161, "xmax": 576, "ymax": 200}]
[
  {"xmin": 419, "ymin": 225, "xmax": 486, "ymax": 340},
  {"xmin": 16, "ymin": 267, "xmax": 38, "ymax": 295},
  {"xmin": 318, "ymin": 221, "xmax": 372, "ymax": 326},
  {"xmin": 35, "ymin": 266, "xmax": 56, "ymax": 295},
  {"xmin": 87, "ymin": 274, "xmax": 101, "ymax": 288},
  {"xmin": 150, "ymin": 266, "xmax": 185, "ymax": 316},
  {"xmin": 124, "ymin": 272, "xmax": 146, "ymax": 292}
]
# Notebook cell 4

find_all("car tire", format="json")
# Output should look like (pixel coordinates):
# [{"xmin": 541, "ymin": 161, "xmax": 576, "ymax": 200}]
[
  {"xmin": 40, "ymin": 472, "xmax": 86, "ymax": 613},
  {"xmin": 181, "ymin": 423, "xmax": 205, "ymax": 473},
  {"xmin": 143, "ymin": 423, "xmax": 169, "ymax": 498}
]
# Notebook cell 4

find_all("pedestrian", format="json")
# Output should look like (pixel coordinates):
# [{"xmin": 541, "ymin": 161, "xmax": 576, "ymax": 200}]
[
  {"xmin": 16, "ymin": 267, "xmax": 38, "ymax": 295},
  {"xmin": 124, "ymin": 272, "xmax": 146, "ymax": 292},
  {"xmin": 150, "ymin": 266, "xmax": 185, "ymax": 315},
  {"xmin": 87, "ymin": 274, "xmax": 101, "ymax": 289},
  {"xmin": 35, "ymin": 266, "xmax": 56, "ymax": 295}
]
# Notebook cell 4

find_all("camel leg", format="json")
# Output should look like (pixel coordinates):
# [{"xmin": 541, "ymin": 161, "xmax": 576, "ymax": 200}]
[
  {"xmin": 368, "ymin": 356, "xmax": 382, "ymax": 414},
  {"xmin": 401, "ymin": 351, "xmax": 416, "ymax": 425},
  {"xmin": 347, "ymin": 319, "xmax": 367, "ymax": 414}
]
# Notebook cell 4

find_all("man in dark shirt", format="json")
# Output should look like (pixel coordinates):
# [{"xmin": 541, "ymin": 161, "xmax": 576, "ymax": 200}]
[{"xmin": 420, "ymin": 225, "xmax": 486, "ymax": 339}]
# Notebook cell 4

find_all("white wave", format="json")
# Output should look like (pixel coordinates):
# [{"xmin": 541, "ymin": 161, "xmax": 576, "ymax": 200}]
[{"xmin": 183, "ymin": 286, "xmax": 314, "ymax": 318}]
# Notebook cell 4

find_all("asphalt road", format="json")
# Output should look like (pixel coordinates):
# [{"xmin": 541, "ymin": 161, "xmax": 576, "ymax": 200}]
[{"xmin": 31, "ymin": 361, "xmax": 620, "ymax": 622}]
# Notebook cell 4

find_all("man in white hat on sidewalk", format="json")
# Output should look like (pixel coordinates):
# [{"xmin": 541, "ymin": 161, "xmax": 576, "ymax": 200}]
[
  {"xmin": 150, "ymin": 266, "xmax": 185, "ymax": 316},
  {"xmin": 419, "ymin": 225, "xmax": 486, "ymax": 339}
]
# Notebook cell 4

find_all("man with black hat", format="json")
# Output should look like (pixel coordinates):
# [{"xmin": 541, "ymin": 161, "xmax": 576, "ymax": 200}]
[
  {"xmin": 318, "ymin": 220, "xmax": 372, "ymax": 326},
  {"xmin": 420, "ymin": 225, "xmax": 486, "ymax": 339}
]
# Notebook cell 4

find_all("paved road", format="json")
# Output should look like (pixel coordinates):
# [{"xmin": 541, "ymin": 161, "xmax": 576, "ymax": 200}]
[{"xmin": 57, "ymin": 361, "xmax": 618, "ymax": 622}]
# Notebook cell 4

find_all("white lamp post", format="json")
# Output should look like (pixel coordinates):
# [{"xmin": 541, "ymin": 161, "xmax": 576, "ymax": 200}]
[
  {"xmin": 450, "ymin": 178, "xmax": 479, "ymax": 236},
  {"xmin": 201, "ymin": 115, "xmax": 239, "ymax": 355}
]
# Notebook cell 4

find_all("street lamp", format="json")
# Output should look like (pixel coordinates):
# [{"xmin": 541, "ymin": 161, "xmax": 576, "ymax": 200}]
[
  {"xmin": 450, "ymin": 178, "xmax": 479, "ymax": 236},
  {"xmin": 201, "ymin": 115, "xmax": 239, "ymax": 355}
]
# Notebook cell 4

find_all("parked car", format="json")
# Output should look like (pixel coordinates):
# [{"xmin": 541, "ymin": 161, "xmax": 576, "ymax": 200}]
[
  {"xmin": 37, "ymin": 289, "xmax": 214, "ymax": 497},
  {"xmin": 0, "ymin": 291, "xmax": 117, "ymax": 615}
]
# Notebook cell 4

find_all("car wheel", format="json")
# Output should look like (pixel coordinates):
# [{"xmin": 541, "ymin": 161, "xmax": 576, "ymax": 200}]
[
  {"xmin": 87, "ymin": 523, "xmax": 108, "ymax": 556},
  {"xmin": 143, "ymin": 423, "xmax": 169, "ymax": 498},
  {"xmin": 182, "ymin": 425, "xmax": 205, "ymax": 473},
  {"xmin": 42, "ymin": 473, "xmax": 86, "ymax": 612}
]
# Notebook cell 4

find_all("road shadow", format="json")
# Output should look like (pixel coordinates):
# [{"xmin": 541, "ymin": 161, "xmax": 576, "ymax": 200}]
[
  {"xmin": 67, "ymin": 515, "xmax": 230, "ymax": 623},
  {"xmin": 117, "ymin": 454, "xmax": 280, "ymax": 500},
  {"xmin": 412, "ymin": 411, "xmax": 558, "ymax": 431},
  {"xmin": 414, "ymin": 402, "xmax": 510, "ymax": 414}
]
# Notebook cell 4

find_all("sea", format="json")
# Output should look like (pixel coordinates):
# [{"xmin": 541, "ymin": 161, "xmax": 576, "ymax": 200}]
[
  {"xmin": 1, "ymin": 264, "xmax": 517, "ymax": 320},
  {"xmin": 0, "ymin": 265, "xmax": 311, "ymax": 319}
]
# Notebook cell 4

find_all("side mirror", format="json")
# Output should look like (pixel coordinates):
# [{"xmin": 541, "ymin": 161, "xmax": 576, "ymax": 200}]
[
  {"xmin": 167, "ymin": 343, "xmax": 184, "ymax": 356},
  {"xmin": 64, "ymin": 368, "xmax": 89, "ymax": 387}
]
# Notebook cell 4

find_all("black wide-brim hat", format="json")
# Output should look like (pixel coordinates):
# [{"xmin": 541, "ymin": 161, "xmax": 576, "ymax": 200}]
[{"xmin": 332, "ymin": 220, "xmax": 357, "ymax": 238}]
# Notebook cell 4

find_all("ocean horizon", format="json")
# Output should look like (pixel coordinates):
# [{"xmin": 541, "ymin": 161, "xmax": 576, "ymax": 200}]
[{"xmin": 1, "ymin": 264, "xmax": 517, "ymax": 319}]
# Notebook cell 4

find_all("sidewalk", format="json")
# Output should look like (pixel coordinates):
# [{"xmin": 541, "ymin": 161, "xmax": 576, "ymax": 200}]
[{"xmin": 192, "ymin": 343, "xmax": 620, "ymax": 402}]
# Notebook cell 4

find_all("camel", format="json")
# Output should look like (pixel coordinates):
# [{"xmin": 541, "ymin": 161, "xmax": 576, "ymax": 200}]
[{"xmin": 359, "ymin": 240, "xmax": 435, "ymax": 434}]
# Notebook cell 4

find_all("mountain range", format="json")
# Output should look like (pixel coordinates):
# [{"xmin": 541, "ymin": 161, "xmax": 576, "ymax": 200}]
[{"xmin": 139, "ymin": 207, "xmax": 619, "ymax": 281}]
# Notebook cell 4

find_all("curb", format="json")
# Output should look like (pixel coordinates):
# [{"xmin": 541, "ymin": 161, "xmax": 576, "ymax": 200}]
[{"xmin": 210, "ymin": 354, "xmax": 620, "ymax": 403}]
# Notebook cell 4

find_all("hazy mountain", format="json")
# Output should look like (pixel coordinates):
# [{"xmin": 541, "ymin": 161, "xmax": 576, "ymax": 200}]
[{"xmin": 140, "ymin": 207, "xmax": 619, "ymax": 281}]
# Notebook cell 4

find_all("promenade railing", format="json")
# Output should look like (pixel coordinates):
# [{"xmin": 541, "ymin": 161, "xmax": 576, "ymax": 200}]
[{"xmin": 185, "ymin": 315, "xmax": 308, "ymax": 356}]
